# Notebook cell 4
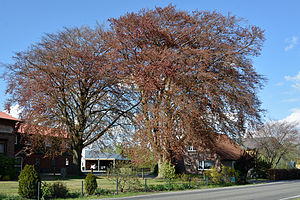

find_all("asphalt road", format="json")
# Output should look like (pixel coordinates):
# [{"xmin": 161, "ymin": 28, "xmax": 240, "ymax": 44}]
[{"xmin": 106, "ymin": 180, "xmax": 300, "ymax": 200}]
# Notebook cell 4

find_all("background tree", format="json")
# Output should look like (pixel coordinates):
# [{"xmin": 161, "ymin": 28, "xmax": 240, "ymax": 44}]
[
  {"xmin": 4, "ymin": 26, "xmax": 139, "ymax": 174},
  {"xmin": 250, "ymin": 120, "xmax": 300, "ymax": 168},
  {"xmin": 109, "ymin": 5, "xmax": 265, "ymax": 175}
]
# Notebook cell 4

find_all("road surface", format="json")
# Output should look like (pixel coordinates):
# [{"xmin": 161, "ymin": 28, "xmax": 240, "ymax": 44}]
[{"xmin": 106, "ymin": 180, "xmax": 300, "ymax": 200}]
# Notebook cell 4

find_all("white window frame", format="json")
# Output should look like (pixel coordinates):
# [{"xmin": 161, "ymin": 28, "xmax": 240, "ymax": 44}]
[
  {"xmin": 65, "ymin": 158, "xmax": 69, "ymax": 166},
  {"xmin": 198, "ymin": 160, "xmax": 215, "ymax": 170},
  {"xmin": 187, "ymin": 146, "xmax": 196, "ymax": 152}
]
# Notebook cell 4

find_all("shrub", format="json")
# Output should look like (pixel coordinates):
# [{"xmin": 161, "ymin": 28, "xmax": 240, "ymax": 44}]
[
  {"xmin": 85, "ymin": 173, "xmax": 98, "ymax": 195},
  {"xmin": 160, "ymin": 160, "xmax": 176, "ymax": 179},
  {"xmin": 172, "ymin": 183, "xmax": 189, "ymax": 190},
  {"xmin": 95, "ymin": 188, "xmax": 113, "ymax": 196},
  {"xmin": 41, "ymin": 182, "xmax": 51, "ymax": 200},
  {"xmin": 267, "ymin": 169, "xmax": 300, "ymax": 180},
  {"xmin": 204, "ymin": 167, "xmax": 222, "ymax": 184},
  {"xmin": 148, "ymin": 184, "xmax": 167, "ymax": 191},
  {"xmin": 67, "ymin": 191, "xmax": 81, "ymax": 198},
  {"xmin": 0, "ymin": 154, "xmax": 18, "ymax": 180},
  {"xmin": 18, "ymin": 165, "xmax": 40, "ymax": 199},
  {"xmin": 234, "ymin": 154, "xmax": 254, "ymax": 184},
  {"xmin": 205, "ymin": 166, "xmax": 237, "ymax": 184},
  {"xmin": 50, "ymin": 182, "xmax": 68, "ymax": 198},
  {"xmin": 254, "ymin": 158, "xmax": 272, "ymax": 179},
  {"xmin": 175, "ymin": 173, "xmax": 189, "ymax": 181},
  {"xmin": 107, "ymin": 165, "xmax": 141, "ymax": 192}
]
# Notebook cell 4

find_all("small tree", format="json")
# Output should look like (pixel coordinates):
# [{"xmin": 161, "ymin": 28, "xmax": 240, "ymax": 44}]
[
  {"xmin": 85, "ymin": 173, "xmax": 97, "ymax": 195},
  {"xmin": 18, "ymin": 165, "xmax": 40, "ymax": 199},
  {"xmin": 160, "ymin": 160, "xmax": 175, "ymax": 179}
]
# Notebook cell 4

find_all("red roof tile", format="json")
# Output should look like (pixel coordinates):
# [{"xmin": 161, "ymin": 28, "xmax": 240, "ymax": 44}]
[
  {"xmin": 0, "ymin": 111, "xmax": 21, "ymax": 121},
  {"xmin": 215, "ymin": 134, "xmax": 245, "ymax": 160}
]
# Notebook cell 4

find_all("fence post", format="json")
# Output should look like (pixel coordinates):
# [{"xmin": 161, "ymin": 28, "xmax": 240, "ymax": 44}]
[
  {"xmin": 168, "ymin": 178, "xmax": 171, "ymax": 191},
  {"xmin": 145, "ymin": 179, "xmax": 147, "ymax": 192},
  {"xmin": 37, "ymin": 181, "xmax": 40, "ymax": 200},
  {"xmin": 81, "ymin": 181, "xmax": 84, "ymax": 197},
  {"xmin": 116, "ymin": 176, "xmax": 119, "ymax": 195},
  {"xmin": 189, "ymin": 176, "xmax": 191, "ymax": 189}
]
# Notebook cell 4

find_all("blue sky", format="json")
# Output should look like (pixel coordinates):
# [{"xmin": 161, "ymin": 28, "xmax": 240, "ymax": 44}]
[{"xmin": 0, "ymin": 0, "xmax": 300, "ymax": 123}]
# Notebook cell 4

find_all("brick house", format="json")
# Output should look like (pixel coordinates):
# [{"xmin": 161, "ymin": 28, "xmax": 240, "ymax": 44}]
[
  {"xmin": 176, "ymin": 134, "xmax": 245, "ymax": 174},
  {"xmin": 15, "ymin": 124, "xmax": 73, "ymax": 174},
  {"xmin": 0, "ymin": 111, "xmax": 22, "ymax": 158}
]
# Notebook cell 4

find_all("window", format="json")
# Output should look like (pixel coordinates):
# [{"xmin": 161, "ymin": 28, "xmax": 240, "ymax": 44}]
[
  {"xmin": 187, "ymin": 146, "xmax": 196, "ymax": 152},
  {"xmin": 198, "ymin": 160, "xmax": 215, "ymax": 170},
  {"xmin": 65, "ymin": 158, "xmax": 69, "ymax": 166},
  {"xmin": 0, "ymin": 142, "xmax": 6, "ymax": 155},
  {"xmin": 15, "ymin": 157, "xmax": 23, "ymax": 172}
]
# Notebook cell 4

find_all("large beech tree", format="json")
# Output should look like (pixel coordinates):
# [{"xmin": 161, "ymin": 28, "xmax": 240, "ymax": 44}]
[
  {"xmin": 4, "ymin": 27, "xmax": 139, "ymax": 174},
  {"xmin": 110, "ymin": 5, "xmax": 265, "ymax": 174}
]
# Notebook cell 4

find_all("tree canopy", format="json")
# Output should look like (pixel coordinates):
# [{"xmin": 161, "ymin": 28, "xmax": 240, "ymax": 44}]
[
  {"xmin": 250, "ymin": 120, "xmax": 300, "ymax": 168},
  {"xmin": 4, "ymin": 5, "xmax": 265, "ymax": 174},
  {"xmin": 4, "ymin": 26, "xmax": 139, "ymax": 174},
  {"xmin": 109, "ymin": 5, "xmax": 265, "ymax": 171}
]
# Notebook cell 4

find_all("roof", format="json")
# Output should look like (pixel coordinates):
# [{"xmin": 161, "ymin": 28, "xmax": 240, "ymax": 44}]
[
  {"xmin": 242, "ymin": 137, "xmax": 278, "ymax": 150},
  {"xmin": 0, "ymin": 111, "xmax": 21, "ymax": 122},
  {"xmin": 18, "ymin": 124, "xmax": 69, "ymax": 138},
  {"xmin": 214, "ymin": 134, "xmax": 245, "ymax": 160},
  {"xmin": 84, "ymin": 150, "xmax": 128, "ymax": 160}
]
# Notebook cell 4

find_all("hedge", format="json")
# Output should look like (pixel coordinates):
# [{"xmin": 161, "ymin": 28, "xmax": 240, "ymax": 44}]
[{"xmin": 267, "ymin": 169, "xmax": 300, "ymax": 180}]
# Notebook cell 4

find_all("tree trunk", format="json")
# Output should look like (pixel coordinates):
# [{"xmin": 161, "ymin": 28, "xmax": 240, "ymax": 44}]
[
  {"xmin": 72, "ymin": 145, "xmax": 83, "ymax": 176},
  {"xmin": 157, "ymin": 158, "xmax": 164, "ymax": 178}
]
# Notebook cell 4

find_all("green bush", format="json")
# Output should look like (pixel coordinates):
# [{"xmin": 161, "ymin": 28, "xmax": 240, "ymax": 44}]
[
  {"xmin": 85, "ymin": 173, "xmax": 98, "ymax": 195},
  {"xmin": 18, "ymin": 165, "xmax": 40, "ymax": 199},
  {"xmin": 41, "ymin": 182, "xmax": 51, "ymax": 200},
  {"xmin": 160, "ymin": 160, "xmax": 175, "ymax": 179},
  {"xmin": 204, "ymin": 167, "xmax": 222, "ymax": 184},
  {"xmin": 254, "ymin": 158, "xmax": 272, "ymax": 179},
  {"xmin": 67, "ymin": 191, "xmax": 81, "ymax": 198},
  {"xmin": 107, "ymin": 165, "xmax": 141, "ymax": 192},
  {"xmin": 0, "ymin": 154, "xmax": 17, "ymax": 180},
  {"xmin": 95, "ymin": 188, "xmax": 113, "ymax": 196},
  {"xmin": 50, "ymin": 182, "xmax": 68, "ymax": 198},
  {"xmin": 205, "ymin": 166, "xmax": 237, "ymax": 184},
  {"xmin": 175, "ymin": 173, "xmax": 189, "ymax": 181},
  {"xmin": 0, "ymin": 194, "xmax": 23, "ymax": 200},
  {"xmin": 148, "ymin": 184, "xmax": 167, "ymax": 191}
]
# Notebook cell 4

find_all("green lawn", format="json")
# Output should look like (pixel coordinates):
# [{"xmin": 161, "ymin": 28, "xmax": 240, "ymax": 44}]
[
  {"xmin": 0, "ymin": 177, "xmax": 115, "ymax": 195},
  {"xmin": 0, "ymin": 175, "xmax": 221, "ymax": 199}
]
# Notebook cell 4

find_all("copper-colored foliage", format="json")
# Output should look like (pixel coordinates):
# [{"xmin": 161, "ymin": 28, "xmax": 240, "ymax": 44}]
[
  {"xmin": 4, "ymin": 26, "xmax": 139, "ymax": 173},
  {"xmin": 4, "ymin": 5, "xmax": 265, "ymax": 169},
  {"xmin": 109, "ymin": 5, "xmax": 265, "ymax": 164}
]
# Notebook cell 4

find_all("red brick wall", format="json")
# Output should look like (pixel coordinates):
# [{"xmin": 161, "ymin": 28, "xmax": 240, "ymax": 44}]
[
  {"xmin": 23, "ymin": 154, "xmax": 73, "ymax": 174},
  {"xmin": 0, "ymin": 119, "xmax": 16, "ymax": 158}
]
